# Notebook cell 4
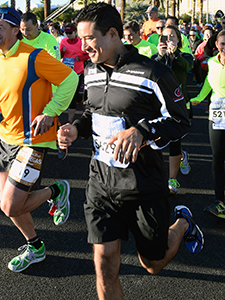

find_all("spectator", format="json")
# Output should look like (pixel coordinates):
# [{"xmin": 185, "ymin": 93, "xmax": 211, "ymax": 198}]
[
  {"xmin": 188, "ymin": 26, "xmax": 203, "ymax": 86},
  {"xmin": 123, "ymin": 20, "xmax": 158, "ymax": 58},
  {"xmin": 152, "ymin": 25, "xmax": 193, "ymax": 194},
  {"xmin": 166, "ymin": 16, "xmax": 192, "ymax": 55},
  {"xmin": 141, "ymin": 6, "xmax": 160, "ymax": 40},
  {"xmin": 20, "ymin": 12, "xmax": 60, "ymax": 61},
  {"xmin": 204, "ymin": 16, "xmax": 225, "ymax": 57},
  {"xmin": 61, "ymin": 19, "xmax": 67, "ymax": 33},
  {"xmin": 60, "ymin": 23, "xmax": 89, "ymax": 123},
  {"xmin": 147, "ymin": 19, "xmax": 166, "ymax": 47},
  {"xmin": 49, "ymin": 22, "xmax": 65, "ymax": 45}
]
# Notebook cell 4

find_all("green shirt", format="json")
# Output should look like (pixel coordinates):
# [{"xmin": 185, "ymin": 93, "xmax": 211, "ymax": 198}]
[
  {"xmin": 147, "ymin": 33, "xmax": 160, "ymax": 47},
  {"xmin": 4, "ymin": 40, "xmax": 78, "ymax": 149},
  {"xmin": 181, "ymin": 33, "xmax": 192, "ymax": 55},
  {"xmin": 134, "ymin": 39, "xmax": 158, "ymax": 58},
  {"xmin": 22, "ymin": 31, "xmax": 60, "ymax": 61},
  {"xmin": 190, "ymin": 54, "xmax": 225, "ymax": 122}
]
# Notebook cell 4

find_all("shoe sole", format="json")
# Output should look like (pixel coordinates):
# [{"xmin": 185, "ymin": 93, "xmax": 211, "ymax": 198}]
[
  {"xmin": 180, "ymin": 168, "xmax": 191, "ymax": 175},
  {"xmin": 54, "ymin": 180, "xmax": 70, "ymax": 226},
  {"xmin": 169, "ymin": 188, "xmax": 177, "ymax": 194},
  {"xmin": 8, "ymin": 255, "xmax": 46, "ymax": 273}
]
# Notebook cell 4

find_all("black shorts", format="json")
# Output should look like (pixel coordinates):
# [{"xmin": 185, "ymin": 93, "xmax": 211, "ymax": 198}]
[
  {"xmin": 84, "ymin": 178, "xmax": 170, "ymax": 261},
  {"xmin": 0, "ymin": 140, "xmax": 48, "ymax": 191},
  {"xmin": 169, "ymin": 139, "xmax": 182, "ymax": 156}
]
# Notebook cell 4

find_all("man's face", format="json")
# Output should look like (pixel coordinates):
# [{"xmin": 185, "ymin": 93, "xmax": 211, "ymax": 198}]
[
  {"xmin": 20, "ymin": 19, "xmax": 39, "ymax": 40},
  {"xmin": 123, "ymin": 28, "xmax": 140, "ymax": 45},
  {"xmin": 65, "ymin": 30, "xmax": 77, "ymax": 40},
  {"xmin": 148, "ymin": 11, "xmax": 158, "ymax": 21},
  {"xmin": 155, "ymin": 21, "xmax": 165, "ymax": 35},
  {"xmin": 0, "ymin": 19, "xmax": 18, "ymax": 53},
  {"xmin": 78, "ymin": 21, "xmax": 116, "ymax": 66},
  {"xmin": 166, "ymin": 18, "xmax": 176, "ymax": 27}
]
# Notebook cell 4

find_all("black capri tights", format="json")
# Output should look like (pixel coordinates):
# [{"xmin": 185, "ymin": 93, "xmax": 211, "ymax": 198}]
[{"xmin": 209, "ymin": 121, "xmax": 225, "ymax": 202}]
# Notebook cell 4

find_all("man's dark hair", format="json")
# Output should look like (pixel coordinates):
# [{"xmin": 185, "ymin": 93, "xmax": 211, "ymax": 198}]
[
  {"xmin": 75, "ymin": 2, "xmax": 123, "ymax": 39},
  {"xmin": 165, "ymin": 25, "xmax": 182, "ymax": 49},
  {"xmin": 166, "ymin": 16, "xmax": 179, "ymax": 26},
  {"xmin": 21, "ymin": 11, "xmax": 37, "ymax": 25},
  {"xmin": 123, "ymin": 21, "xmax": 140, "ymax": 33}
]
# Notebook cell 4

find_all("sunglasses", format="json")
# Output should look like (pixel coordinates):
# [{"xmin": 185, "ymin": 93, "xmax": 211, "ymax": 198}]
[
  {"xmin": 0, "ymin": 8, "xmax": 20, "ymax": 23},
  {"xmin": 66, "ymin": 32, "xmax": 73, "ymax": 35},
  {"xmin": 222, "ymin": 22, "xmax": 225, "ymax": 24},
  {"xmin": 156, "ymin": 27, "xmax": 165, "ymax": 29}
]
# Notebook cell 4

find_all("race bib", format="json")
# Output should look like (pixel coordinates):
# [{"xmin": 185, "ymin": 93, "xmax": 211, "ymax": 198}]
[
  {"xmin": 92, "ymin": 113, "xmax": 129, "ymax": 168},
  {"xmin": 210, "ymin": 98, "xmax": 225, "ymax": 130},
  {"xmin": 63, "ymin": 57, "xmax": 75, "ymax": 69},
  {"xmin": 9, "ymin": 147, "xmax": 43, "ymax": 187}
]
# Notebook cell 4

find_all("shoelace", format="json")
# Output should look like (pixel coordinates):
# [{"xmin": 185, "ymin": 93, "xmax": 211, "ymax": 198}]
[
  {"xmin": 18, "ymin": 244, "xmax": 29, "ymax": 252},
  {"xmin": 17, "ymin": 244, "xmax": 34, "ymax": 260},
  {"xmin": 169, "ymin": 179, "xmax": 180, "ymax": 188}
]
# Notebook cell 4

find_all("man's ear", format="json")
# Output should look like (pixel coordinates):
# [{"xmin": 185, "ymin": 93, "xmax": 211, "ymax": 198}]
[
  {"xmin": 215, "ymin": 40, "xmax": 218, "ymax": 49},
  {"xmin": 108, "ymin": 27, "xmax": 119, "ymax": 40},
  {"xmin": 12, "ymin": 27, "xmax": 19, "ymax": 37}
]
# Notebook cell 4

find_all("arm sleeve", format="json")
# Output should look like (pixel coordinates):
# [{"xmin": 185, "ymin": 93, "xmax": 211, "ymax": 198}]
[
  {"xmin": 134, "ymin": 68, "xmax": 190, "ymax": 149},
  {"xmin": 73, "ymin": 107, "xmax": 93, "ymax": 138},
  {"xmin": 151, "ymin": 53, "xmax": 166, "ymax": 64},
  {"xmin": 174, "ymin": 51, "xmax": 193, "ymax": 72},
  {"xmin": 46, "ymin": 35, "xmax": 61, "ymax": 61},
  {"xmin": 42, "ymin": 71, "xmax": 78, "ymax": 116},
  {"xmin": 190, "ymin": 75, "xmax": 212, "ymax": 103}
]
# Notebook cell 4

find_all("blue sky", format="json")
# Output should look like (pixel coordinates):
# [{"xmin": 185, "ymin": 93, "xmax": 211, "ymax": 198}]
[{"xmin": 0, "ymin": 0, "xmax": 66, "ymax": 12}]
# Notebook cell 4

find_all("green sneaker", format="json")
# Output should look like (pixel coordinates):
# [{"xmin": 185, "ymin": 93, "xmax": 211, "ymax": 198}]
[
  {"xmin": 49, "ymin": 180, "xmax": 70, "ymax": 226},
  {"xmin": 8, "ymin": 242, "xmax": 46, "ymax": 272},
  {"xmin": 203, "ymin": 200, "xmax": 225, "ymax": 218},
  {"xmin": 168, "ymin": 177, "xmax": 180, "ymax": 194}
]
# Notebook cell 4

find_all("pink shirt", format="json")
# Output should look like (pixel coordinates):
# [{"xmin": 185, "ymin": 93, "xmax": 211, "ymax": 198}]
[{"xmin": 59, "ymin": 36, "xmax": 89, "ymax": 74}]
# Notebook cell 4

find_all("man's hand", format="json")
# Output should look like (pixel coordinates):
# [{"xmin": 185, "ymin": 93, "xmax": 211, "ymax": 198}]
[
  {"xmin": 57, "ymin": 123, "xmax": 78, "ymax": 149},
  {"xmin": 107, "ymin": 127, "xmax": 143, "ymax": 164},
  {"xmin": 190, "ymin": 99, "xmax": 201, "ymax": 106},
  {"xmin": 31, "ymin": 114, "xmax": 53, "ymax": 136}
]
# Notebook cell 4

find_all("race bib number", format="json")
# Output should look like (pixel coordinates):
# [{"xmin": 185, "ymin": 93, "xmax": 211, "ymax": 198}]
[
  {"xmin": 63, "ymin": 57, "xmax": 75, "ymax": 69},
  {"xmin": 92, "ymin": 114, "xmax": 129, "ymax": 168},
  {"xmin": 210, "ymin": 98, "xmax": 225, "ymax": 130},
  {"xmin": 9, "ymin": 147, "xmax": 43, "ymax": 187}
]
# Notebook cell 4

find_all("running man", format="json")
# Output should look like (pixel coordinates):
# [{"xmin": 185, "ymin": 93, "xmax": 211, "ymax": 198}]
[
  {"xmin": 0, "ymin": 7, "xmax": 78, "ymax": 272},
  {"xmin": 58, "ymin": 3, "xmax": 204, "ymax": 299}
]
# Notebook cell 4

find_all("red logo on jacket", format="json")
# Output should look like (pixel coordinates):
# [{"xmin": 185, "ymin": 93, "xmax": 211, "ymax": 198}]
[{"xmin": 173, "ymin": 87, "xmax": 184, "ymax": 102}]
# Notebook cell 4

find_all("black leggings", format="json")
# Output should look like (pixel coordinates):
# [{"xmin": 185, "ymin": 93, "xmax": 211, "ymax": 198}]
[{"xmin": 209, "ymin": 121, "xmax": 225, "ymax": 201}]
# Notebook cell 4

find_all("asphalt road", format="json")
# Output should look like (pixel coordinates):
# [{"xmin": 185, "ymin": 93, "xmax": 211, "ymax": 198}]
[{"xmin": 0, "ymin": 77, "xmax": 225, "ymax": 300}]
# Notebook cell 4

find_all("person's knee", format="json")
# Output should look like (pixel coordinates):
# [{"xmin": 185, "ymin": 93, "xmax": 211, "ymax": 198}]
[
  {"xmin": 1, "ymin": 196, "xmax": 23, "ymax": 217},
  {"xmin": 1, "ymin": 201, "xmax": 17, "ymax": 217},
  {"xmin": 139, "ymin": 255, "xmax": 164, "ymax": 275},
  {"xmin": 94, "ymin": 242, "xmax": 121, "ymax": 280}
]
